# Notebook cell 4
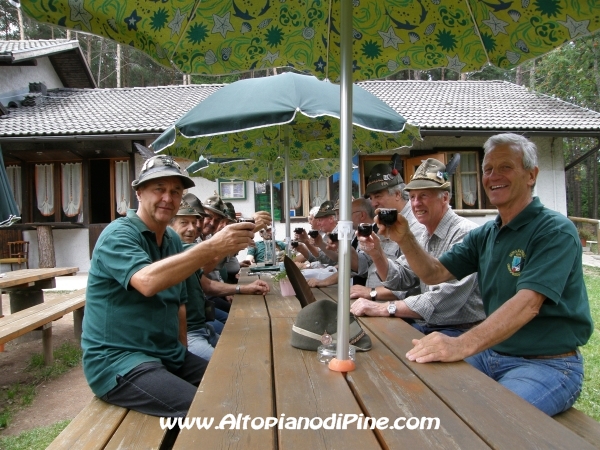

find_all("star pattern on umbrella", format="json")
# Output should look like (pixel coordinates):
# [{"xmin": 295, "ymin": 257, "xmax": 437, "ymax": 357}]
[
  {"xmin": 378, "ymin": 26, "xmax": 403, "ymax": 50},
  {"xmin": 483, "ymin": 11, "xmax": 509, "ymax": 36},
  {"xmin": 69, "ymin": 0, "xmax": 92, "ymax": 31},
  {"xmin": 263, "ymin": 51, "xmax": 279, "ymax": 64},
  {"xmin": 168, "ymin": 9, "xmax": 185, "ymax": 37},
  {"xmin": 558, "ymin": 15, "xmax": 590, "ymax": 39},
  {"xmin": 124, "ymin": 9, "xmax": 142, "ymax": 31},
  {"xmin": 446, "ymin": 54, "xmax": 466, "ymax": 73},
  {"xmin": 212, "ymin": 12, "xmax": 234, "ymax": 38}
]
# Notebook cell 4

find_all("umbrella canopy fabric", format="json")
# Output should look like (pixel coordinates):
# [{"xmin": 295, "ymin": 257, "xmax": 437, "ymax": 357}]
[
  {"xmin": 19, "ymin": 1, "xmax": 600, "ymax": 80},
  {"xmin": 188, "ymin": 157, "xmax": 342, "ymax": 184},
  {"xmin": 0, "ymin": 146, "xmax": 20, "ymax": 226},
  {"xmin": 151, "ymin": 72, "xmax": 420, "ymax": 161}
]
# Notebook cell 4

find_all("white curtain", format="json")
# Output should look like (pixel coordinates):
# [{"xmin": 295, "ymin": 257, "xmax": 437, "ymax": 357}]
[
  {"xmin": 61, "ymin": 163, "xmax": 83, "ymax": 217},
  {"xmin": 6, "ymin": 165, "xmax": 22, "ymax": 213},
  {"xmin": 289, "ymin": 180, "xmax": 302, "ymax": 210},
  {"xmin": 115, "ymin": 161, "xmax": 130, "ymax": 215},
  {"xmin": 460, "ymin": 154, "xmax": 477, "ymax": 207},
  {"xmin": 310, "ymin": 178, "xmax": 328, "ymax": 207},
  {"xmin": 35, "ymin": 164, "xmax": 55, "ymax": 216}
]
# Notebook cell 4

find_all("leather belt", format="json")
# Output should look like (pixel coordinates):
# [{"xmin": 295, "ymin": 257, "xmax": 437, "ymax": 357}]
[{"xmin": 496, "ymin": 350, "xmax": 578, "ymax": 359}]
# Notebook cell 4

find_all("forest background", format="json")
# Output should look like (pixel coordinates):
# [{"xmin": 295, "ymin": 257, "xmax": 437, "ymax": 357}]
[{"xmin": 1, "ymin": 0, "xmax": 598, "ymax": 220}]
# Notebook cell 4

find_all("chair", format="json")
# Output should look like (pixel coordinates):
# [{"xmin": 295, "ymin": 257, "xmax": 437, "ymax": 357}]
[{"xmin": 0, "ymin": 241, "xmax": 29, "ymax": 270}]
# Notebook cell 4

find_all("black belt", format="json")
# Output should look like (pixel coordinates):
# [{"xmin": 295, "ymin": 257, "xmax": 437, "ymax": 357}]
[
  {"xmin": 429, "ymin": 320, "xmax": 483, "ymax": 330},
  {"xmin": 495, "ymin": 350, "xmax": 578, "ymax": 360}
]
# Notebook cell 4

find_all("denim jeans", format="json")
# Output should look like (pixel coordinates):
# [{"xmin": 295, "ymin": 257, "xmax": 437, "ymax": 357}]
[
  {"xmin": 188, "ymin": 324, "xmax": 220, "ymax": 360},
  {"xmin": 411, "ymin": 323, "xmax": 467, "ymax": 338},
  {"xmin": 101, "ymin": 350, "xmax": 208, "ymax": 417},
  {"xmin": 466, "ymin": 349, "xmax": 584, "ymax": 416}
]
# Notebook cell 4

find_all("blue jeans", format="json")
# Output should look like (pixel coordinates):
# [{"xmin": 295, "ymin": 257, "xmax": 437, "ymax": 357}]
[
  {"xmin": 466, "ymin": 349, "xmax": 584, "ymax": 416},
  {"xmin": 188, "ymin": 324, "xmax": 220, "ymax": 360},
  {"xmin": 411, "ymin": 323, "xmax": 467, "ymax": 338}
]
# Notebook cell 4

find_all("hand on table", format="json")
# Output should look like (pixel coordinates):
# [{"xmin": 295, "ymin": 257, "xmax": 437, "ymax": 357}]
[
  {"xmin": 350, "ymin": 285, "xmax": 371, "ymax": 299},
  {"xmin": 307, "ymin": 278, "xmax": 322, "ymax": 288},
  {"xmin": 244, "ymin": 280, "xmax": 270, "ymax": 295},
  {"xmin": 350, "ymin": 298, "xmax": 387, "ymax": 317},
  {"xmin": 406, "ymin": 332, "xmax": 469, "ymax": 363}
]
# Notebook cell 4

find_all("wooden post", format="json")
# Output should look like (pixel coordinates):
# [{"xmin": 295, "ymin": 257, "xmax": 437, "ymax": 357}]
[
  {"xmin": 37, "ymin": 225, "xmax": 56, "ymax": 268},
  {"xmin": 73, "ymin": 308, "xmax": 84, "ymax": 343},
  {"xmin": 42, "ymin": 322, "xmax": 53, "ymax": 365}
]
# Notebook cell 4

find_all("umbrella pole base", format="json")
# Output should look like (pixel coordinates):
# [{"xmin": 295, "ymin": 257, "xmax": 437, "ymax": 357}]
[{"xmin": 328, "ymin": 358, "xmax": 356, "ymax": 372}]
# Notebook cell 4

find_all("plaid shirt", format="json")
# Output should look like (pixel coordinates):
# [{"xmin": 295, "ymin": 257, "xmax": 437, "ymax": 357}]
[{"xmin": 382, "ymin": 208, "xmax": 485, "ymax": 326}]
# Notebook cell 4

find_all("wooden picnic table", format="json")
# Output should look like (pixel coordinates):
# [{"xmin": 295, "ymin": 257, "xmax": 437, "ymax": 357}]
[
  {"xmin": 0, "ymin": 267, "xmax": 79, "ymax": 314},
  {"xmin": 174, "ymin": 276, "xmax": 597, "ymax": 449}
]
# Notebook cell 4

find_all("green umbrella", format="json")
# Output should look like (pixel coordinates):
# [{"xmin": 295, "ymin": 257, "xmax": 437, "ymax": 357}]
[
  {"xmin": 18, "ymin": 1, "xmax": 600, "ymax": 80},
  {"xmin": 151, "ymin": 72, "xmax": 420, "ymax": 162}
]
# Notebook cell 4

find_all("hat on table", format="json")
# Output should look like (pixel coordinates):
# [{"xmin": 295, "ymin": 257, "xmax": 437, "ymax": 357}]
[
  {"xmin": 132, "ymin": 155, "xmax": 195, "ymax": 189},
  {"xmin": 291, "ymin": 299, "xmax": 372, "ymax": 352},
  {"xmin": 314, "ymin": 200, "xmax": 337, "ymax": 218},
  {"xmin": 404, "ymin": 157, "xmax": 456, "ymax": 192},
  {"xmin": 203, "ymin": 195, "xmax": 228, "ymax": 218}
]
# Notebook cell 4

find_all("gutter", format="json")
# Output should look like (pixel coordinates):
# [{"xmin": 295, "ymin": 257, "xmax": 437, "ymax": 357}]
[
  {"xmin": 0, "ymin": 133, "xmax": 162, "ymax": 142},
  {"xmin": 419, "ymin": 129, "xmax": 600, "ymax": 138}
]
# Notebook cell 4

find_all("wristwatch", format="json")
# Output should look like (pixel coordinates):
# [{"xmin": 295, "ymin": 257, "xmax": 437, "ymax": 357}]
[
  {"xmin": 369, "ymin": 288, "xmax": 377, "ymax": 301},
  {"xmin": 387, "ymin": 301, "xmax": 397, "ymax": 316},
  {"xmin": 235, "ymin": 285, "xmax": 241, "ymax": 294}
]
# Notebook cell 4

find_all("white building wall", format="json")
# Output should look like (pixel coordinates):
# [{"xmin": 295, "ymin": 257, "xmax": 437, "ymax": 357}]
[
  {"xmin": 0, "ymin": 56, "xmax": 64, "ymax": 98},
  {"xmin": 18, "ymin": 228, "xmax": 91, "ymax": 273}
]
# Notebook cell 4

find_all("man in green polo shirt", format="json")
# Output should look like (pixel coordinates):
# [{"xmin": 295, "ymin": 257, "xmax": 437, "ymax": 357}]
[
  {"xmin": 82, "ymin": 155, "xmax": 266, "ymax": 418},
  {"xmin": 368, "ymin": 133, "xmax": 593, "ymax": 416}
]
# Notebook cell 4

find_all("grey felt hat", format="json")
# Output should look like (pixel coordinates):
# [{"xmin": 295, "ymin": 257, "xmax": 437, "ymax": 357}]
[
  {"xmin": 203, "ymin": 195, "xmax": 228, "ymax": 218},
  {"xmin": 131, "ymin": 155, "xmax": 195, "ymax": 190},
  {"xmin": 223, "ymin": 202, "xmax": 237, "ymax": 222},
  {"xmin": 291, "ymin": 299, "xmax": 372, "ymax": 352},
  {"xmin": 405, "ymin": 158, "xmax": 451, "ymax": 191},
  {"xmin": 175, "ymin": 200, "xmax": 201, "ymax": 217},
  {"xmin": 314, "ymin": 200, "xmax": 337, "ymax": 218},
  {"xmin": 182, "ymin": 193, "xmax": 208, "ymax": 217},
  {"xmin": 364, "ymin": 163, "xmax": 403, "ymax": 197}
]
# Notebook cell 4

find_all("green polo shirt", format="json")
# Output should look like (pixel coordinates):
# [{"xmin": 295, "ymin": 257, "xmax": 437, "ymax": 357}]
[
  {"xmin": 439, "ymin": 198, "xmax": 593, "ymax": 356},
  {"xmin": 82, "ymin": 209, "xmax": 187, "ymax": 398},
  {"xmin": 248, "ymin": 240, "xmax": 286, "ymax": 263},
  {"xmin": 182, "ymin": 243, "xmax": 207, "ymax": 332}
]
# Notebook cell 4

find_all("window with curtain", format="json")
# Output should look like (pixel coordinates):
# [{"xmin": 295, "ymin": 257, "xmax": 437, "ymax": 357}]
[
  {"xmin": 115, "ymin": 161, "xmax": 130, "ymax": 216},
  {"xmin": 35, "ymin": 163, "xmax": 55, "ymax": 216},
  {"xmin": 7, "ymin": 165, "xmax": 22, "ymax": 213},
  {"xmin": 61, "ymin": 162, "xmax": 83, "ymax": 217}
]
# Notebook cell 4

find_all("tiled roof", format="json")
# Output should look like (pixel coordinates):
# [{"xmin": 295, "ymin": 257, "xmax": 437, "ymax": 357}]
[
  {"xmin": 358, "ymin": 80, "xmax": 600, "ymax": 132},
  {"xmin": 0, "ymin": 39, "xmax": 80, "ymax": 62},
  {"xmin": 1, "ymin": 80, "xmax": 600, "ymax": 138},
  {"xmin": 0, "ymin": 85, "xmax": 222, "ymax": 136}
]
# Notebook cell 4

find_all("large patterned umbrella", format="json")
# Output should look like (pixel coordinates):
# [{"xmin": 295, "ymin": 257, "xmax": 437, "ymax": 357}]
[
  {"xmin": 18, "ymin": 1, "xmax": 600, "ymax": 80},
  {"xmin": 19, "ymin": 0, "xmax": 600, "ymax": 369}
]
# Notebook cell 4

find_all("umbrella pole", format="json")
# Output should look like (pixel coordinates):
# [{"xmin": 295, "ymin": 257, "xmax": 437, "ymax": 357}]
[
  {"xmin": 269, "ymin": 165, "xmax": 276, "ymax": 266},
  {"xmin": 283, "ymin": 129, "xmax": 291, "ymax": 255},
  {"xmin": 329, "ymin": 0, "xmax": 355, "ymax": 372}
]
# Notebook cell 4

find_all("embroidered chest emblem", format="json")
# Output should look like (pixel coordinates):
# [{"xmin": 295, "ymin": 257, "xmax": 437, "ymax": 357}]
[{"xmin": 507, "ymin": 249, "xmax": 526, "ymax": 276}]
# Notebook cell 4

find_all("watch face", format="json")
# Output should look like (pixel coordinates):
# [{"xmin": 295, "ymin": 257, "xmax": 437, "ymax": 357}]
[
  {"xmin": 387, "ymin": 303, "xmax": 396, "ymax": 315},
  {"xmin": 370, "ymin": 289, "xmax": 376, "ymax": 299}
]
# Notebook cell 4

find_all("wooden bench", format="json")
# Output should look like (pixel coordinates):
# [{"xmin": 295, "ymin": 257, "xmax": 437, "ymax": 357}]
[
  {"xmin": 47, "ymin": 396, "xmax": 173, "ymax": 450},
  {"xmin": 0, "ymin": 288, "xmax": 86, "ymax": 364}
]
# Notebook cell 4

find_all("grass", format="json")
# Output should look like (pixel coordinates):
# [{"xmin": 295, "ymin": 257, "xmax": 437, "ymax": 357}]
[
  {"xmin": 0, "ymin": 342, "xmax": 82, "ymax": 431},
  {"xmin": 575, "ymin": 266, "xmax": 600, "ymax": 421},
  {"xmin": 0, "ymin": 421, "xmax": 70, "ymax": 450}
]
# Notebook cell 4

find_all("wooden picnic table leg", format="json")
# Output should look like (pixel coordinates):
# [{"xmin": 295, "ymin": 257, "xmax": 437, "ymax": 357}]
[
  {"xmin": 73, "ymin": 307, "xmax": 84, "ymax": 343},
  {"xmin": 42, "ymin": 322, "xmax": 53, "ymax": 365}
]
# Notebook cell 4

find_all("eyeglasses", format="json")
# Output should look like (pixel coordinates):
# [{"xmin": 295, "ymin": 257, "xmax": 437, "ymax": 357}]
[{"xmin": 351, "ymin": 211, "xmax": 361, "ymax": 215}]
